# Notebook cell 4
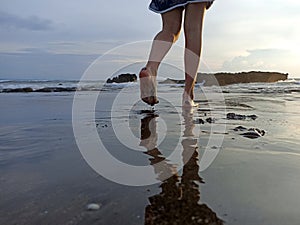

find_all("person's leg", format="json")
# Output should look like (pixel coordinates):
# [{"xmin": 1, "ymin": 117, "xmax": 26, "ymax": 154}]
[
  {"xmin": 183, "ymin": 3, "xmax": 206, "ymax": 107},
  {"xmin": 146, "ymin": 7, "xmax": 183, "ymax": 75},
  {"xmin": 140, "ymin": 8, "xmax": 183, "ymax": 105}
]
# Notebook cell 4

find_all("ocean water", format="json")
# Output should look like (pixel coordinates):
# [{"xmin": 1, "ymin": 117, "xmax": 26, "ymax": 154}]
[{"xmin": 0, "ymin": 78, "xmax": 299, "ymax": 93}]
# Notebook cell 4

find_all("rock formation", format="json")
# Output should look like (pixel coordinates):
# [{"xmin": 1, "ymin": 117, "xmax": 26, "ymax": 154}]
[
  {"xmin": 106, "ymin": 73, "xmax": 137, "ymax": 83},
  {"xmin": 159, "ymin": 71, "xmax": 288, "ymax": 86},
  {"xmin": 197, "ymin": 71, "xmax": 288, "ymax": 86},
  {"xmin": 159, "ymin": 78, "xmax": 185, "ymax": 84}
]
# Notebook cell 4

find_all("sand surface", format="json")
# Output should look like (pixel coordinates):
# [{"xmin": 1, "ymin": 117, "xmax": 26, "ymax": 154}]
[{"xmin": 0, "ymin": 82, "xmax": 300, "ymax": 225}]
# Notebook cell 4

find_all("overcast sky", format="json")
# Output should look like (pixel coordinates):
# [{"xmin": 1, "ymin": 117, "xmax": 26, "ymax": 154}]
[{"xmin": 0, "ymin": 0, "xmax": 299, "ymax": 80}]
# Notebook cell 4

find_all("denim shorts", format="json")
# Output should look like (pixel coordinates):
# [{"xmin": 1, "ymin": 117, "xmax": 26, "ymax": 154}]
[{"xmin": 149, "ymin": 0, "xmax": 214, "ymax": 14}]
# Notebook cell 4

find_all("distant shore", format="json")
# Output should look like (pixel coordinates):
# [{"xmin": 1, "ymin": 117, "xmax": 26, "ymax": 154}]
[{"xmin": 159, "ymin": 71, "xmax": 288, "ymax": 86}]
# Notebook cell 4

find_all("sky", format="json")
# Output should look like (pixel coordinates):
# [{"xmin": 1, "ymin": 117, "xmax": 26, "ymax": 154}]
[{"xmin": 0, "ymin": 0, "xmax": 299, "ymax": 80}]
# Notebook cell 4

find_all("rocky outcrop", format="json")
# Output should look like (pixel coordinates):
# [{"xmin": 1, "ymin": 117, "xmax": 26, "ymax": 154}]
[
  {"xmin": 2, "ymin": 87, "xmax": 34, "ymax": 93},
  {"xmin": 35, "ymin": 87, "xmax": 76, "ymax": 92},
  {"xmin": 106, "ymin": 73, "xmax": 137, "ymax": 83},
  {"xmin": 159, "ymin": 78, "xmax": 185, "ymax": 84},
  {"xmin": 197, "ymin": 71, "xmax": 288, "ymax": 86},
  {"xmin": 1, "ymin": 87, "xmax": 77, "ymax": 93},
  {"xmin": 159, "ymin": 71, "xmax": 288, "ymax": 86}
]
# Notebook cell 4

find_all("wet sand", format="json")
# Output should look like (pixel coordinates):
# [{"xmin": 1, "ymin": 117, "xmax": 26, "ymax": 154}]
[{"xmin": 0, "ymin": 84, "xmax": 300, "ymax": 225}]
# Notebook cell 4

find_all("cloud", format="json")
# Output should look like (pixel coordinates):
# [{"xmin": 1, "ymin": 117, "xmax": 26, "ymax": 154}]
[
  {"xmin": 221, "ymin": 49, "xmax": 291, "ymax": 73},
  {"xmin": 46, "ymin": 41, "xmax": 125, "ymax": 55},
  {"xmin": 0, "ymin": 11, "xmax": 53, "ymax": 31}
]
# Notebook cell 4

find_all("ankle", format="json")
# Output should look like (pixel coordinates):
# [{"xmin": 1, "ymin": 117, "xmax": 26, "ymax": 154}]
[{"xmin": 145, "ymin": 65, "xmax": 158, "ymax": 77}]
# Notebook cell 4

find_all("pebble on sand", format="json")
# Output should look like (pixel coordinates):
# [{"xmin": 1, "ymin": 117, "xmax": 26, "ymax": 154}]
[{"xmin": 86, "ymin": 203, "xmax": 101, "ymax": 211}]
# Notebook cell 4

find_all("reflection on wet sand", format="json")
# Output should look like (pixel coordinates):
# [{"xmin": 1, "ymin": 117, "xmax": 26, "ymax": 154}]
[{"xmin": 140, "ymin": 109, "xmax": 223, "ymax": 225}]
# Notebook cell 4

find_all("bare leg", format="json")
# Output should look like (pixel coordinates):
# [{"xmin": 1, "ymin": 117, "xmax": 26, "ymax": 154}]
[
  {"xmin": 183, "ymin": 3, "xmax": 206, "ymax": 107},
  {"xmin": 146, "ymin": 8, "xmax": 183, "ymax": 75},
  {"xmin": 140, "ymin": 8, "xmax": 183, "ymax": 105}
]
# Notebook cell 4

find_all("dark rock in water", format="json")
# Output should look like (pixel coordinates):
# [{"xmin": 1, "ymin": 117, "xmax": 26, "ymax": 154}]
[
  {"xmin": 160, "ymin": 71, "xmax": 288, "ymax": 86},
  {"xmin": 35, "ymin": 87, "xmax": 56, "ymax": 92},
  {"xmin": 159, "ymin": 78, "xmax": 185, "ymax": 84},
  {"xmin": 248, "ymin": 128, "xmax": 265, "ymax": 135},
  {"xmin": 196, "ymin": 71, "xmax": 288, "ymax": 86},
  {"xmin": 227, "ymin": 113, "xmax": 258, "ymax": 120},
  {"xmin": 106, "ymin": 73, "xmax": 137, "ymax": 83},
  {"xmin": 206, "ymin": 117, "xmax": 215, "ymax": 124},
  {"xmin": 197, "ymin": 108, "xmax": 211, "ymax": 112},
  {"xmin": 194, "ymin": 117, "xmax": 216, "ymax": 124},
  {"xmin": 233, "ymin": 126, "xmax": 248, "ymax": 131},
  {"xmin": 195, "ymin": 118, "xmax": 205, "ymax": 124},
  {"xmin": 233, "ymin": 126, "xmax": 265, "ymax": 139},
  {"xmin": 247, "ymin": 114, "xmax": 258, "ymax": 120},
  {"xmin": 227, "ymin": 113, "xmax": 246, "ymax": 120},
  {"xmin": 2, "ymin": 87, "xmax": 76, "ymax": 93},
  {"xmin": 241, "ymin": 128, "xmax": 265, "ymax": 139},
  {"xmin": 2, "ymin": 87, "xmax": 33, "ymax": 93},
  {"xmin": 35, "ymin": 87, "xmax": 77, "ymax": 92}
]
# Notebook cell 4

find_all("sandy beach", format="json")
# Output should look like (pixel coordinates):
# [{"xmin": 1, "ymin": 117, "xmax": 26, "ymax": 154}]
[{"xmin": 0, "ymin": 80, "xmax": 300, "ymax": 225}]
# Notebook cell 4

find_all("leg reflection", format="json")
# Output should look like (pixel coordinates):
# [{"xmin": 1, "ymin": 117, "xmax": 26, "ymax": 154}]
[{"xmin": 141, "ymin": 109, "xmax": 223, "ymax": 225}]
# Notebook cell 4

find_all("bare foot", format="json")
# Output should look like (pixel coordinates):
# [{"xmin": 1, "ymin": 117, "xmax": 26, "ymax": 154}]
[
  {"xmin": 139, "ymin": 67, "xmax": 159, "ymax": 106},
  {"xmin": 182, "ymin": 91, "xmax": 198, "ymax": 108}
]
